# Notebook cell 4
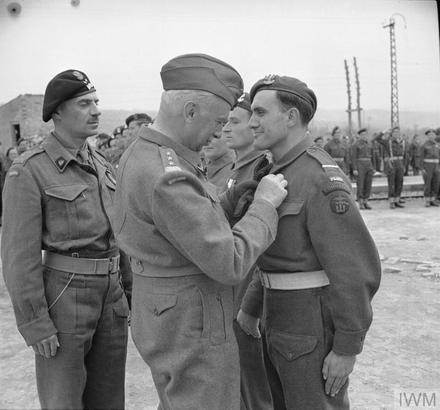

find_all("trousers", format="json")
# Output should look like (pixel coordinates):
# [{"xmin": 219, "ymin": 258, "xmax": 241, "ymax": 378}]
[
  {"xmin": 37, "ymin": 268, "xmax": 129, "ymax": 410},
  {"xmin": 262, "ymin": 286, "xmax": 350, "ymax": 410},
  {"xmin": 131, "ymin": 273, "xmax": 239, "ymax": 410},
  {"xmin": 386, "ymin": 160, "xmax": 404, "ymax": 199},
  {"xmin": 423, "ymin": 163, "xmax": 440, "ymax": 197},
  {"xmin": 356, "ymin": 160, "xmax": 374, "ymax": 200}
]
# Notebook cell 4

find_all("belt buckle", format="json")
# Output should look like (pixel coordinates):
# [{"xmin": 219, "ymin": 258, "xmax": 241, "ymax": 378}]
[{"xmin": 108, "ymin": 258, "xmax": 114, "ymax": 273}]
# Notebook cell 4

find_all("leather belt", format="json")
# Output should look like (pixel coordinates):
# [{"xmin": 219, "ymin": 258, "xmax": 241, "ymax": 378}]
[
  {"xmin": 390, "ymin": 156, "xmax": 404, "ymax": 160},
  {"xmin": 424, "ymin": 159, "xmax": 439, "ymax": 163},
  {"xmin": 43, "ymin": 251, "xmax": 120, "ymax": 275},
  {"xmin": 259, "ymin": 269, "xmax": 329, "ymax": 290}
]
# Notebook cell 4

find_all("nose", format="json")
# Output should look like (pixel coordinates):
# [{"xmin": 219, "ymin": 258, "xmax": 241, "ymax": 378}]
[
  {"xmin": 248, "ymin": 113, "xmax": 258, "ymax": 129},
  {"xmin": 91, "ymin": 102, "xmax": 101, "ymax": 117}
]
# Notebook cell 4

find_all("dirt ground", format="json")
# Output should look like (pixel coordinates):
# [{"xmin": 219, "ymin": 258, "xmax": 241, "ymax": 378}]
[{"xmin": 1, "ymin": 198, "xmax": 440, "ymax": 410}]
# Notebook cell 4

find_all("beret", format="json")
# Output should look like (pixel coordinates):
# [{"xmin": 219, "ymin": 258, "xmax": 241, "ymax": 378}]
[
  {"xmin": 43, "ymin": 69, "xmax": 95, "ymax": 122},
  {"xmin": 236, "ymin": 92, "xmax": 252, "ymax": 113},
  {"xmin": 125, "ymin": 113, "xmax": 152, "ymax": 126},
  {"xmin": 250, "ymin": 74, "xmax": 317, "ymax": 114},
  {"xmin": 357, "ymin": 128, "xmax": 368, "ymax": 134},
  {"xmin": 425, "ymin": 128, "xmax": 436, "ymax": 135},
  {"xmin": 160, "ymin": 53, "xmax": 244, "ymax": 108}
]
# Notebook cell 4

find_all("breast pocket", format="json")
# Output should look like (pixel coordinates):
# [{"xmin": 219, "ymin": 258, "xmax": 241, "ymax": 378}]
[
  {"xmin": 278, "ymin": 200, "xmax": 304, "ymax": 218},
  {"xmin": 43, "ymin": 184, "xmax": 89, "ymax": 241}
]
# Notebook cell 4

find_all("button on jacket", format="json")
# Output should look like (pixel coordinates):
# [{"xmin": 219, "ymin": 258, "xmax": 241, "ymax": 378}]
[{"xmin": 1, "ymin": 133, "xmax": 120, "ymax": 345}]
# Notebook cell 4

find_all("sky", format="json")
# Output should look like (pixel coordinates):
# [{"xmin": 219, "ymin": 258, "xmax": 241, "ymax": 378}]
[{"xmin": 0, "ymin": 0, "xmax": 439, "ymax": 115}]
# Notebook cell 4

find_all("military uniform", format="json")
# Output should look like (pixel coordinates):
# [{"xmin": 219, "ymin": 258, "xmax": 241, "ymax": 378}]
[
  {"xmin": 420, "ymin": 139, "xmax": 440, "ymax": 205},
  {"xmin": 408, "ymin": 140, "xmax": 422, "ymax": 175},
  {"xmin": 224, "ymin": 150, "xmax": 274, "ymax": 410},
  {"xmin": 1, "ymin": 132, "xmax": 130, "ymax": 409},
  {"xmin": 323, "ymin": 138, "xmax": 349, "ymax": 174},
  {"xmin": 241, "ymin": 137, "xmax": 381, "ymax": 409},
  {"xmin": 351, "ymin": 137, "xmax": 375, "ymax": 208},
  {"xmin": 375, "ymin": 135, "xmax": 407, "ymax": 207},
  {"xmin": 114, "ymin": 127, "xmax": 279, "ymax": 410},
  {"xmin": 206, "ymin": 149, "xmax": 235, "ymax": 190}
]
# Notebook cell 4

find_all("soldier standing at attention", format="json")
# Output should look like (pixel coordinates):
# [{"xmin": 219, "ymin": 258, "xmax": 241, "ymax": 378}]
[
  {"xmin": 203, "ymin": 131, "xmax": 235, "ymax": 190},
  {"xmin": 222, "ymin": 92, "xmax": 273, "ymax": 410},
  {"xmin": 374, "ymin": 127, "xmax": 407, "ymax": 209},
  {"xmin": 408, "ymin": 134, "xmax": 422, "ymax": 176},
  {"xmin": 1, "ymin": 70, "xmax": 131, "ymax": 410},
  {"xmin": 420, "ymin": 128, "xmax": 440, "ymax": 207},
  {"xmin": 351, "ymin": 128, "xmax": 375, "ymax": 209},
  {"xmin": 324, "ymin": 126, "xmax": 349, "ymax": 174},
  {"xmin": 113, "ymin": 54, "xmax": 288, "ymax": 410},
  {"xmin": 237, "ymin": 75, "xmax": 381, "ymax": 409}
]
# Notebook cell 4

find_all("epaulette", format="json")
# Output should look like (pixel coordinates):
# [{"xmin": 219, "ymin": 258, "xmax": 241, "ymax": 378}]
[
  {"xmin": 306, "ymin": 146, "xmax": 352, "ymax": 195},
  {"xmin": 159, "ymin": 147, "xmax": 183, "ymax": 173},
  {"xmin": 12, "ymin": 146, "xmax": 44, "ymax": 166}
]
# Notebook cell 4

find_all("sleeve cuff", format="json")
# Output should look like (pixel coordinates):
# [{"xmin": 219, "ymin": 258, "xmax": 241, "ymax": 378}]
[
  {"xmin": 247, "ymin": 199, "xmax": 278, "ymax": 240},
  {"xmin": 18, "ymin": 314, "xmax": 57, "ymax": 346},
  {"xmin": 332, "ymin": 328, "xmax": 367, "ymax": 356}
]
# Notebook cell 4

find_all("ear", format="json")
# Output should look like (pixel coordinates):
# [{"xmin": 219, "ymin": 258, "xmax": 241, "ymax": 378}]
[
  {"xmin": 286, "ymin": 107, "xmax": 299, "ymax": 127},
  {"xmin": 183, "ymin": 101, "xmax": 198, "ymax": 123},
  {"xmin": 51, "ymin": 110, "xmax": 61, "ymax": 121}
]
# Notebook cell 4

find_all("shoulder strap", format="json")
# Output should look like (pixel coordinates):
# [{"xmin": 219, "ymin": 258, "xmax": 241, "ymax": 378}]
[{"xmin": 159, "ymin": 147, "xmax": 183, "ymax": 172}]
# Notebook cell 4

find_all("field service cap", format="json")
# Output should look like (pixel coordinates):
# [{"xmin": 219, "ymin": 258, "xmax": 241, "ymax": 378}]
[
  {"xmin": 160, "ymin": 53, "xmax": 244, "ymax": 108},
  {"xmin": 43, "ymin": 69, "xmax": 96, "ymax": 122},
  {"xmin": 250, "ymin": 74, "xmax": 317, "ymax": 115},
  {"xmin": 125, "ymin": 113, "xmax": 152, "ymax": 126}
]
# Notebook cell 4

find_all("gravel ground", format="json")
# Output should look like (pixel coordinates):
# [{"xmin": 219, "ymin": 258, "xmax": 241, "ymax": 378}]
[{"xmin": 1, "ymin": 198, "xmax": 439, "ymax": 410}]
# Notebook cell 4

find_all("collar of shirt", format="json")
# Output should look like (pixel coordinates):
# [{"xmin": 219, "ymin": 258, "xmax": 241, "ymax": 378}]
[
  {"xmin": 139, "ymin": 126, "xmax": 202, "ymax": 172},
  {"xmin": 232, "ymin": 150, "xmax": 266, "ymax": 172},
  {"xmin": 271, "ymin": 135, "xmax": 314, "ymax": 173},
  {"xmin": 43, "ymin": 132, "xmax": 84, "ymax": 172}
]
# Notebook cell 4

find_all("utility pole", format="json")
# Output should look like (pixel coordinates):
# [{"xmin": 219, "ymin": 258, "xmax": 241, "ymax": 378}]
[
  {"xmin": 383, "ymin": 14, "xmax": 406, "ymax": 129},
  {"xmin": 344, "ymin": 59, "xmax": 353, "ymax": 138},
  {"xmin": 353, "ymin": 57, "xmax": 362, "ymax": 129}
]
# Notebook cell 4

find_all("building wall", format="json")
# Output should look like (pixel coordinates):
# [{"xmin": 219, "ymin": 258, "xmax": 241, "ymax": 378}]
[{"xmin": 0, "ymin": 94, "xmax": 52, "ymax": 153}]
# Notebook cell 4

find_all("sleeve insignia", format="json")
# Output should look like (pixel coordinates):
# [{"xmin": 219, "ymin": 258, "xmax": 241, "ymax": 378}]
[{"xmin": 330, "ymin": 194, "xmax": 350, "ymax": 214}]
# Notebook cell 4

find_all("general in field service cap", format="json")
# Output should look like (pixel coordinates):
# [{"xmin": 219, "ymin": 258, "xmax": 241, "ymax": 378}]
[
  {"xmin": 42, "ymin": 69, "xmax": 96, "ymax": 122},
  {"xmin": 250, "ymin": 74, "xmax": 317, "ymax": 116},
  {"xmin": 160, "ymin": 53, "xmax": 244, "ymax": 108}
]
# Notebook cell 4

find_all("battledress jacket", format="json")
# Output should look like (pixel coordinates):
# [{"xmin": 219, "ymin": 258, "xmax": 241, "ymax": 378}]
[
  {"xmin": 1, "ymin": 133, "xmax": 131, "ymax": 346},
  {"xmin": 113, "ymin": 127, "xmax": 279, "ymax": 286},
  {"xmin": 241, "ymin": 136, "xmax": 382, "ymax": 356}
]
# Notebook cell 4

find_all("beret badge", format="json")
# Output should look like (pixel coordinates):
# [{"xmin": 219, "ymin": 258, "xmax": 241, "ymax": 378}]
[{"xmin": 263, "ymin": 74, "xmax": 276, "ymax": 85}]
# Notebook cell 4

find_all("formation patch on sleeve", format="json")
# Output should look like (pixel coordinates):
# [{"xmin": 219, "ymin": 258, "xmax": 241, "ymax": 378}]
[{"xmin": 330, "ymin": 194, "xmax": 350, "ymax": 214}]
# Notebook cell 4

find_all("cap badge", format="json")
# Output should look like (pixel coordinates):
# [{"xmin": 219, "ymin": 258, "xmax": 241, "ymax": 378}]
[
  {"xmin": 263, "ymin": 74, "xmax": 276, "ymax": 85},
  {"xmin": 237, "ymin": 93, "xmax": 246, "ymax": 103},
  {"xmin": 72, "ymin": 71, "xmax": 84, "ymax": 81}
]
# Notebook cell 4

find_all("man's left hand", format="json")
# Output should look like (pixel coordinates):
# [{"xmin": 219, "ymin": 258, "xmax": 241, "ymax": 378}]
[{"xmin": 322, "ymin": 350, "xmax": 356, "ymax": 397}]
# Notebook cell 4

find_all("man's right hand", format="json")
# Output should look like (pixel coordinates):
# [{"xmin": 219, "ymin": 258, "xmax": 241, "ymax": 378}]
[
  {"xmin": 32, "ymin": 334, "xmax": 60, "ymax": 358},
  {"xmin": 237, "ymin": 309, "xmax": 261, "ymax": 338},
  {"xmin": 254, "ymin": 174, "xmax": 288, "ymax": 208}
]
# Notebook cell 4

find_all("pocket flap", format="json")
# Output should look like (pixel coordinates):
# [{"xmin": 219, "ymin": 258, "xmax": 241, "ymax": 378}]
[
  {"xmin": 44, "ymin": 184, "xmax": 88, "ymax": 201},
  {"xmin": 270, "ymin": 330, "xmax": 317, "ymax": 361},
  {"xmin": 145, "ymin": 294, "xmax": 178, "ymax": 316},
  {"xmin": 278, "ymin": 200, "xmax": 304, "ymax": 218}
]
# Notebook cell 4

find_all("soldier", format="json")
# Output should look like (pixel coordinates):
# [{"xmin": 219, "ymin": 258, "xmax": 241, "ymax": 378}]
[
  {"xmin": 314, "ymin": 135, "xmax": 325, "ymax": 148},
  {"xmin": 324, "ymin": 126, "xmax": 349, "ymax": 174},
  {"xmin": 1, "ymin": 70, "xmax": 131, "ymax": 409},
  {"xmin": 351, "ymin": 128, "xmax": 375, "ymax": 209},
  {"xmin": 126, "ymin": 112, "xmax": 153, "ymax": 142},
  {"xmin": 113, "ymin": 54, "xmax": 288, "ymax": 410},
  {"xmin": 237, "ymin": 74, "xmax": 381, "ymax": 409},
  {"xmin": 374, "ymin": 127, "xmax": 407, "ymax": 209},
  {"xmin": 203, "ymin": 132, "xmax": 235, "ymax": 190},
  {"xmin": 408, "ymin": 134, "xmax": 422, "ymax": 176},
  {"xmin": 420, "ymin": 128, "xmax": 440, "ymax": 207},
  {"xmin": 222, "ymin": 92, "xmax": 273, "ymax": 410}
]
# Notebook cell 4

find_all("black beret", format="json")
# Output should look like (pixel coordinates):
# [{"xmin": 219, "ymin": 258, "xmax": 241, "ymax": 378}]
[
  {"xmin": 358, "ymin": 128, "xmax": 368, "ymax": 134},
  {"xmin": 160, "ymin": 53, "xmax": 244, "ymax": 108},
  {"xmin": 425, "ymin": 128, "xmax": 436, "ymax": 135},
  {"xmin": 250, "ymin": 74, "xmax": 317, "ymax": 114},
  {"xmin": 42, "ymin": 69, "xmax": 96, "ymax": 122},
  {"xmin": 236, "ymin": 92, "xmax": 252, "ymax": 113},
  {"xmin": 125, "ymin": 113, "xmax": 153, "ymax": 126}
]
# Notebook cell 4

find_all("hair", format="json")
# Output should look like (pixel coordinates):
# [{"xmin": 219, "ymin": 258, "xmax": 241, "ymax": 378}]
[
  {"xmin": 159, "ymin": 89, "xmax": 223, "ymax": 117},
  {"xmin": 6, "ymin": 146, "xmax": 17, "ymax": 158},
  {"xmin": 275, "ymin": 91, "xmax": 315, "ymax": 126}
]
